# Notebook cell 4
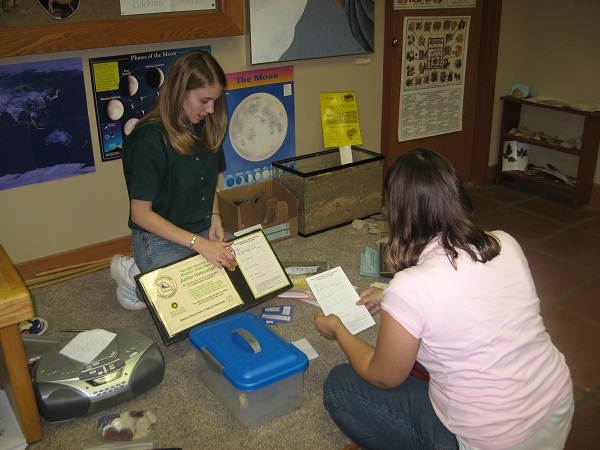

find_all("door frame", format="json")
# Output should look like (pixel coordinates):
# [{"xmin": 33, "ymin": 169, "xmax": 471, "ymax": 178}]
[{"xmin": 380, "ymin": 0, "xmax": 503, "ymax": 185}]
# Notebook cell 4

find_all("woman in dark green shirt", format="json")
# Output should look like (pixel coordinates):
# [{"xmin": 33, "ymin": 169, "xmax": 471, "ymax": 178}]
[{"xmin": 110, "ymin": 50, "xmax": 236, "ymax": 310}]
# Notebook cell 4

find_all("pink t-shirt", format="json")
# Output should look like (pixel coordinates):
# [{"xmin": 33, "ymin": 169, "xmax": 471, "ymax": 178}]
[{"xmin": 381, "ymin": 231, "xmax": 572, "ymax": 450}]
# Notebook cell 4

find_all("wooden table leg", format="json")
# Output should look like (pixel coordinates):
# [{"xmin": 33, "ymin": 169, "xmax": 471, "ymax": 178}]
[{"xmin": 0, "ymin": 324, "xmax": 44, "ymax": 443}]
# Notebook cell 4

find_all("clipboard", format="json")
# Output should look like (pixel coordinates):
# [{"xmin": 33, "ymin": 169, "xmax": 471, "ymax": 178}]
[{"xmin": 135, "ymin": 229, "xmax": 292, "ymax": 345}]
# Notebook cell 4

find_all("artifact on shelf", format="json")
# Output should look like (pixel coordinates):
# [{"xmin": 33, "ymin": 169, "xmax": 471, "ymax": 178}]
[
  {"xmin": 540, "ymin": 133, "xmax": 561, "ymax": 145},
  {"xmin": 507, "ymin": 126, "xmax": 577, "ymax": 149},
  {"xmin": 525, "ymin": 163, "xmax": 575, "ymax": 187},
  {"xmin": 524, "ymin": 97, "xmax": 567, "ymax": 107},
  {"xmin": 559, "ymin": 139, "xmax": 578, "ymax": 150},
  {"xmin": 565, "ymin": 102, "xmax": 600, "ymax": 112},
  {"xmin": 509, "ymin": 127, "xmax": 533, "ymax": 139},
  {"xmin": 502, "ymin": 141, "xmax": 529, "ymax": 171}
]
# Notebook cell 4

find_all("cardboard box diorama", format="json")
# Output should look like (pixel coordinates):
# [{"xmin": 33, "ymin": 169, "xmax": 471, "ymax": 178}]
[{"xmin": 218, "ymin": 180, "xmax": 299, "ymax": 243}]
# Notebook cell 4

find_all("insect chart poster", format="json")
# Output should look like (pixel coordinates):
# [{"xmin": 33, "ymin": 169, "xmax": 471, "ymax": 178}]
[{"xmin": 398, "ymin": 16, "xmax": 470, "ymax": 142}]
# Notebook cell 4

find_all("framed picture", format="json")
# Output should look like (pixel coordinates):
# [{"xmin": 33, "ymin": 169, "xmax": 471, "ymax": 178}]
[
  {"xmin": 510, "ymin": 83, "xmax": 530, "ymax": 98},
  {"xmin": 249, "ymin": 0, "xmax": 374, "ymax": 64}
]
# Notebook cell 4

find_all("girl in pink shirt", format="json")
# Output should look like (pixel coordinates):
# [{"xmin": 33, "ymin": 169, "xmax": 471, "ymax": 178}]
[{"xmin": 315, "ymin": 148, "xmax": 573, "ymax": 450}]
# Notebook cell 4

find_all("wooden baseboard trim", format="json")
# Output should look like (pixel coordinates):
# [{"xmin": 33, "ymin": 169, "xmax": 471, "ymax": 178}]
[{"xmin": 16, "ymin": 236, "xmax": 132, "ymax": 282}]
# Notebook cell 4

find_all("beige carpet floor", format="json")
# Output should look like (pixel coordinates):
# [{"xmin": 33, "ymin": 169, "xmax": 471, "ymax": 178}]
[{"xmin": 25, "ymin": 222, "xmax": 386, "ymax": 450}]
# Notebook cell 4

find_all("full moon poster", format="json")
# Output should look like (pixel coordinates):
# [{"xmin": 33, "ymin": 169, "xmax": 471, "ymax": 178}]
[{"xmin": 222, "ymin": 66, "xmax": 296, "ymax": 190}]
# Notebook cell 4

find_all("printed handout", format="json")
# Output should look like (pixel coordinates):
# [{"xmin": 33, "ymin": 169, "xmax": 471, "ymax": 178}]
[{"xmin": 307, "ymin": 266, "xmax": 376, "ymax": 335}]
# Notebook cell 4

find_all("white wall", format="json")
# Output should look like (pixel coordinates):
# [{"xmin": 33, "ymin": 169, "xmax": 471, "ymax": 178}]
[
  {"xmin": 489, "ymin": 0, "xmax": 600, "ymax": 181},
  {"xmin": 0, "ymin": 1, "xmax": 385, "ymax": 264}
]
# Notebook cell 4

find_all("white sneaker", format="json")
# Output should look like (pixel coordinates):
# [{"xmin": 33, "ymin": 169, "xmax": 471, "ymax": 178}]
[
  {"xmin": 110, "ymin": 255, "xmax": 147, "ymax": 310},
  {"xmin": 115, "ymin": 285, "xmax": 147, "ymax": 311}
]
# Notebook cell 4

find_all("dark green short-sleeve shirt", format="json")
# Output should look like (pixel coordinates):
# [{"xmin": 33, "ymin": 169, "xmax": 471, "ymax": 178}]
[{"xmin": 122, "ymin": 121, "xmax": 226, "ymax": 233}]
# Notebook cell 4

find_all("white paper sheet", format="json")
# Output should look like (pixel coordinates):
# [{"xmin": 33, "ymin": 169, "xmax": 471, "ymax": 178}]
[
  {"xmin": 307, "ymin": 266, "xmax": 375, "ymax": 335},
  {"xmin": 232, "ymin": 231, "xmax": 290, "ymax": 298},
  {"xmin": 292, "ymin": 338, "xmax": 319, "ymax": 360},
  {"xmin": 59, "ymin": 329, "xmax": 116, "ymax": 364}
]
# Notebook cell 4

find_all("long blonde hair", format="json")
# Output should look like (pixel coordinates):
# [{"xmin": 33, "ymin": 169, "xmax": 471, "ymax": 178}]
[{"xmin": 137, "ymin": 50, "xmax": 227, "ymax": 154}]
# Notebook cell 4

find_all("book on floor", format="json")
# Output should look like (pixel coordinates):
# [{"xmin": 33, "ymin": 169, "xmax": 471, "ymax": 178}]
[{"xmin": 0, "ymin": 390, "xmax": 27, "ymax": 450}]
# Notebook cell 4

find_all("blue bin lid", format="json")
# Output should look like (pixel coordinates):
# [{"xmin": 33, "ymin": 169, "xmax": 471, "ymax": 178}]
[{"xmin": 189, "ymin": 312, "xmax": 308, "ymax": 391}]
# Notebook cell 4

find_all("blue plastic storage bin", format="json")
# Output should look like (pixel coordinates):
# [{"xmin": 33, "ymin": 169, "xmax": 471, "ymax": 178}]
[{"xmin": 189, "ymin": 312, "xmax": 308, "ymax": 426}]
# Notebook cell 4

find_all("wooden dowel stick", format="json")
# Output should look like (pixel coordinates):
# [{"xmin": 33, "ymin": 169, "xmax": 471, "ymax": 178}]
[
  {"xmin": 35, "ymin": 257, "xmax": 113, "ymax": 277},
  {"xmin": 26, "ymin": 261, "xmax": 110, "ymax": 287},
  {"xmin": 27, "ymin": 265, "xmax": 110, "ymax": 290}
]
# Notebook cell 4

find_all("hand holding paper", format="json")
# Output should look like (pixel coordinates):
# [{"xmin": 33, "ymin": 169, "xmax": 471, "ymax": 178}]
[{"xmin": 307, "ymin": 266, "xmax": 375, "ymax": 335}]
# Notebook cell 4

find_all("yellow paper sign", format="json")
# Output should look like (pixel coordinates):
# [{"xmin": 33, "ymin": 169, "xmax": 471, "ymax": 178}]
[
  {"xmin": 320, "ymin": 92, "xmax": 363, "ymax": 148},
  {"xmin": 91, "ymin": 61, "xmax": 120, "ymax": 92}
]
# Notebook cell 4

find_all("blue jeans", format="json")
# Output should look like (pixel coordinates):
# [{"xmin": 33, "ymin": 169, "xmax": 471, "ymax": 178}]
[
  {"xmin": 131, "ymin": 229, "xmax": 209, "ymax": 301},
  {"xmin": 131, "ymin": 229, "xmax": 204, "ymax": 274},
  {"xmin": 323, "ymin": 364, "xmax": 458, "ymax": 450}
]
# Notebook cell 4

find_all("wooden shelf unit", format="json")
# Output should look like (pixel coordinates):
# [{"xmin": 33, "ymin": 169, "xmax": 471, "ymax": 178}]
[{"xmin": 496, "ymin": 95, "xmax": 600, "ymax": 208}]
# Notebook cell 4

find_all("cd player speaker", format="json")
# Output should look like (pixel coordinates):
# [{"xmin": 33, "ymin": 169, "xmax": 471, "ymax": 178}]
[
  {"xmin": 34, "ymin": 385, "xmax": 91, "ymax": 422},
  {"xmin": 130, "ymin": 345, "xmax": 164, "ymax": 396}
]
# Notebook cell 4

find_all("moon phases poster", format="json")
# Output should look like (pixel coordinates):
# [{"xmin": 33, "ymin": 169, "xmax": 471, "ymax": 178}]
[
  {"xmin": 222, "ymin": 66, "xmax": 296, "ymax": 189},
  {"xmin": 89, "ymin": 46, "xmax": 210, "ymax": 161}
]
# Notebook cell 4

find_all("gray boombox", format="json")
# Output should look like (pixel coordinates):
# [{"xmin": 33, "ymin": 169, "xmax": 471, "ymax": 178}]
[{"xmin": 32, "ymin": 328, "xmax": 165, "ymax": 422}]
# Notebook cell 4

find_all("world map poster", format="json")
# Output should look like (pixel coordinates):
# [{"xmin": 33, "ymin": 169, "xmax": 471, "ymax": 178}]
[{"xmin": 0, "ymin": 58, "xmax": 95, "ymax": 191}]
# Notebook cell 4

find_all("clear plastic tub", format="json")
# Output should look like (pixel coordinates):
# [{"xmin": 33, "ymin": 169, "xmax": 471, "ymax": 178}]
[{"xmin": 189, "ymin": 312, "xmax": 308, "ymax": 427}]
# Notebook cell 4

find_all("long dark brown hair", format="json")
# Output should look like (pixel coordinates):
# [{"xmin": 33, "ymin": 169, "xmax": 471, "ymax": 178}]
[
  {"xmin": 384, "ymin": 148, "xmax": 500, "ymax": 272},
  {"xmin": 136, "ymin": 50, "xmax": 227, "ymax": 155}
]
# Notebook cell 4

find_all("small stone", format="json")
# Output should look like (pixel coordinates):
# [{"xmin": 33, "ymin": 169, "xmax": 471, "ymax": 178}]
[{"xmin": 352, "ymin": 219, "xmax": 367, "ymax": 230}]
